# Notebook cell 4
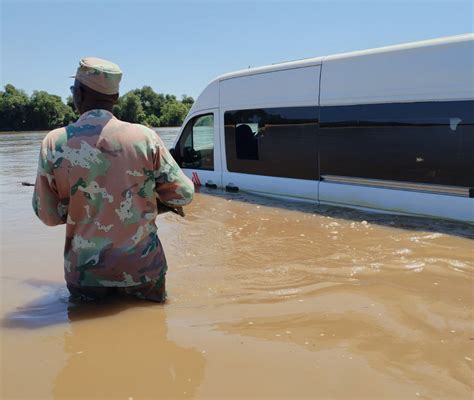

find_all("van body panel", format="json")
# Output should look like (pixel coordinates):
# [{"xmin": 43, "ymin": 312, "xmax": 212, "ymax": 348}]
[
  {"xmin": 216, "ymin": 59, "xmax": 323, "ymax": 82},
  {"xmin": 220, "ymin": 66, "xmax": 320, "ymax": 109},
  {"xmin": 319, "ymin": 181, "xmax": 474, "ymax": 223},
  {"xmin": 222, "ymin": 172, "xmax": 318, "ymax": 201},
  {"xmin": 188, "ymin": 80, "xmax": 220, "ymax": 115},
  {"xmin": 320, "ymin": 34, "xmax": 474, "ymax": 106},
  {"xmin": 213, "ymin": 34, "xmax": 472, "ymax": 89}
]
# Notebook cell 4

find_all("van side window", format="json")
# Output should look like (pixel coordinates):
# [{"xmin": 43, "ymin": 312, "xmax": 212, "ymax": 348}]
[
  {"xmin": 319, "ymin": 100, "xmax": 474, "ymax": 187},
  {"xmin": 175, "ymin": 114, "xmax": 214, "ymax": 170},
  {"xmin": 224, "ymin": 107, "xmax": 319, "ymax": 180}
]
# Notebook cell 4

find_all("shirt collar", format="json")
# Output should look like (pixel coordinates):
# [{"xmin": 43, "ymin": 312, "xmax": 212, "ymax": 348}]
[{"xmin": 77, "ymin": 109, "xmax": 116, "ymax": 123}]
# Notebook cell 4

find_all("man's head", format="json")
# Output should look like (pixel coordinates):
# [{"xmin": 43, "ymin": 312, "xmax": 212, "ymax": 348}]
[{"xmin": 71, "ymin": 57, "xmax": 122, "ymax": 114}]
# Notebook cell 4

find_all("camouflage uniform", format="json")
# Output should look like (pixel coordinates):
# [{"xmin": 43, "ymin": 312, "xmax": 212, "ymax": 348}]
[{"xmin": 32, "ymin": 58, "xmax": 194, "ymax": 302}]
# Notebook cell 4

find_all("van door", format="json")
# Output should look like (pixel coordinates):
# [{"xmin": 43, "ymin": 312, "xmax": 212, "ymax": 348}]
[
  {"xmin": 218, "ymin": 66, "xmax": 321, "ymax": 202},
  {"xmin": 172, "ymin": 109, "xmax": 222, "ymax": 188}
]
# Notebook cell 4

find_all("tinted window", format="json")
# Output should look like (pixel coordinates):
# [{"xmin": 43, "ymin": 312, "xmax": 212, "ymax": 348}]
[
  {"xmin": 319, "ymin": 100, "xmax": 474, "ymax": 187},
  {"xmin": 224, "ymin": 107, "xmax": 319, "ymax": 180},
  {"xmin": 175, "ymin": 114, "xmax": 214, "ymax": 170}
]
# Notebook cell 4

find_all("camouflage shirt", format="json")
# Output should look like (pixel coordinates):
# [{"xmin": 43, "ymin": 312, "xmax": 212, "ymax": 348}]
[{"xmin": 32, "ymin": 109, "xmax": 194, "ymax": 287}]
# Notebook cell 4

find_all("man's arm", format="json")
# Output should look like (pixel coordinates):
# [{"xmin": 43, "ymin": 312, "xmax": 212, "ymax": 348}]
[
  {"xmin": 32, "ymin": 138, "xmax": 67, "ymax": 226},
  {"xmin": 153, "ymin": 134, "xmax": 194, "ymax": 208}
]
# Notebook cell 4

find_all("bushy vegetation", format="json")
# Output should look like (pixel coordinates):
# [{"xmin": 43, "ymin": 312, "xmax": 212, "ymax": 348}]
[
  {"xmin": 0, "ymin": 84, "xmax": 76, "ymax": 131},
  {"xmin": 0, "ymin": 84, "xmax": 194, "ymax": 131}
]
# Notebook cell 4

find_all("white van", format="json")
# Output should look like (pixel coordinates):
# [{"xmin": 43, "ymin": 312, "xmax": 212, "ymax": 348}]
[{"xmin": 170, "ymin": 34, "xmax": 474, "ymax": 223}]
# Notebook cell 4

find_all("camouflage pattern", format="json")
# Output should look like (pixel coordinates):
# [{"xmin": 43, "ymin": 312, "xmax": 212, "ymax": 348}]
[
  {"xmin": 74, "ymin": 57, "xmax": 122, "ymax": 95},
  {"xmin": 33, "ymin": 109, "xmax": 194, "ymax": 287}
]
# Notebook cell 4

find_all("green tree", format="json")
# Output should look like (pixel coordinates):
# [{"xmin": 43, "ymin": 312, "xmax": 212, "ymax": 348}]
[
  {"xmin": 0, "ymin": 84, "xmax": 193, "ymax": 131},
  {"xmin": 0, "ymin": 84, "xmax": 29, "ymax": 130},
  {"xmin": 144, "ymin": 114, "xmax": 161, "ymax": 127},
  {"xmin": 181, "ymin": 95, "xmax": 194, "ymax": 108},
  {"xmin": 160, "ymin": 101, "xmax": 189, "ymax": 126},
  {"xmin": 132, "ymin": 86, "xmax": 165, "ymax": 118},
  {"xmin": 114, "ymin": 87, "xmax": 192, "ymax": 127},
  {"xmin": 28, "ymin": 91, "xmax": 74, "ymax": 130},
  {"xmin": 115, "ymin": 92, "xmax": 146, "ymax": 124}
]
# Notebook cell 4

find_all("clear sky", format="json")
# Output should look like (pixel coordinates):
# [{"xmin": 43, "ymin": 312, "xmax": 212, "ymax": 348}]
[{"xmin": 1, "ymin": 0, "xmax": 472, "ymax": 101}]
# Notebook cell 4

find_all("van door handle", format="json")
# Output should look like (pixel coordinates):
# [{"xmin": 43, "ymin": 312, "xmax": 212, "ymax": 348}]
[
  {"xmin": 225, "ymin": 184, "xmax": 239, "ymax": 193},
  {"xmin": 205, "ymin": 180, "xmax": 218, "ymax": 189}
]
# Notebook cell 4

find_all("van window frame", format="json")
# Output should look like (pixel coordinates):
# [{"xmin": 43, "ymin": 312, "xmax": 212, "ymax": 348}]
[{"xmin": 174, "ymin": 112, "xmax": 215, "ymax": 171}]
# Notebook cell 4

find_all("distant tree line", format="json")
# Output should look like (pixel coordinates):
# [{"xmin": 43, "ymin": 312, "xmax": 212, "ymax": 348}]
[
  {"xmin": 113, "ymin": 86, "xmax": 194, "ymax": 127},
  {"xmin": 0, "ymin": 84, "xmax": 194, "ymax": 131}
]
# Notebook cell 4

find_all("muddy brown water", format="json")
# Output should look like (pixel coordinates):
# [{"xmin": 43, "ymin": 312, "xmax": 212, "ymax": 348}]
[{"xmin": 1, "ymin": 130, "xmax": 473, "ymax": 399}]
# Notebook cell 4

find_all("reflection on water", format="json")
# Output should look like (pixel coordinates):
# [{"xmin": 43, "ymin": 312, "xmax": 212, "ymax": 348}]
[
  {"xmin": 1, "ymin": 130, "xmax": 473, "ymax": 399},
  {"xmin": 2, "ymin": 282, "xmax": 205, "ymax": 399},
  {"xmin": 54, "ymin": 299, "xmax": 204, "ymax": 400},
  {"xmin": 2, "ymin": 280, "xmax": 70, "ymax": 329}
]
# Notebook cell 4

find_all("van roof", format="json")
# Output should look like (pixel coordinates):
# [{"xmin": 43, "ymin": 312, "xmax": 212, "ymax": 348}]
[
  {"xmin": 188, "ymin": 33, "xmax": 473, "ymax": 113},
  {"xmin": 216, "ymin": 33, "xmax": 473, "ymax": 82}
]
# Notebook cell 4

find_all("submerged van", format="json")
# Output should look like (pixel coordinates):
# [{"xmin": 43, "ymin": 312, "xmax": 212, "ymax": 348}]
[{"xmin": 170, "ymin": 34, "xmax": 474, "ymax": 223}]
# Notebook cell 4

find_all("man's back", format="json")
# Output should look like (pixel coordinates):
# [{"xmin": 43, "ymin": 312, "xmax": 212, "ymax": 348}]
[{"xmin": 33, "ymin": 109, "xmax": 194, "ymax": 288}]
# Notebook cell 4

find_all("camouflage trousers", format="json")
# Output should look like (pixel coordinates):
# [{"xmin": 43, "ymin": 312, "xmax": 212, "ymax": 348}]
[{"xmin": 67, "ymin": 274, "xmax": 167, "ymax": 303}]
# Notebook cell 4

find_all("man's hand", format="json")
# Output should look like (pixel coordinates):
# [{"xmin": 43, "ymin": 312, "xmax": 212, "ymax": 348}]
[
  {"xmin": 174, "ymin": 206, "xmax": 185, "ymax": 217},
  {"xmin": 156, "ymin": 199, "xmax": 185, "ymax": 217}
]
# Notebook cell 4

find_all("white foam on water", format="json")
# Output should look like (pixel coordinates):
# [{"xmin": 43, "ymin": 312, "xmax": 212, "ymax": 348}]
[
  {"xmin": 405, "ymin": 262, "xmax": 425, "ymax": 271},
  {"xmin": 394, "ymin": 248, "xmax": 412, "ymax": 255}
]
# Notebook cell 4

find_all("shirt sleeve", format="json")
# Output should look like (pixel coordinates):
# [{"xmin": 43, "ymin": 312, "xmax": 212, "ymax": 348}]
[
  {"xmin": 32, "ymin": 137, "xmax": 67, "ymax": 226},
  {"xmin": 153, "ymin": 134, "xmax": 194, "ymax": 207}
]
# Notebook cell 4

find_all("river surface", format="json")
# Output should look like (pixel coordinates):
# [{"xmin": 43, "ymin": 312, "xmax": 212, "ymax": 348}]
[{"xmin": 0, "ymin": 129, "xmax": 473, "ymax": 400}]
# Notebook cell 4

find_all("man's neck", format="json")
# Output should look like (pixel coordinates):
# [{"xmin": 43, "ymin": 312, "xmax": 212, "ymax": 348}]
[{"xmin": 80, "ymin": 103, "xmax": 114, "ymax": 114}]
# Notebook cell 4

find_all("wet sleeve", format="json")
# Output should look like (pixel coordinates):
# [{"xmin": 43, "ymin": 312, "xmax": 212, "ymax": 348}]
[
  {"xmin": 153, "ymin": 135, "xmax": 194, "ymax": 207},
  {"xmin": 32, "ymin": 138, "xmax": 67, "ymax": 226}
]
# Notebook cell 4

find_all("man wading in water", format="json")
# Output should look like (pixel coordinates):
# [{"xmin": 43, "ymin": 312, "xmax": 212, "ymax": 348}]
[{"xmin": 32, "ymin": 57, "xmax": 194, "ymax": 302}]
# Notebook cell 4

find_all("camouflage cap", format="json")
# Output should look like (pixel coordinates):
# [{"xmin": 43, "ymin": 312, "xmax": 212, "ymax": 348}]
[{"xmin": 73, "ymin": 57, "xmax": 122, "ymax": 95}]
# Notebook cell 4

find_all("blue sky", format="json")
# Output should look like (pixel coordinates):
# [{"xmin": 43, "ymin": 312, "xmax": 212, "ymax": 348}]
[{"xmin": 1, "ymin": 0, "xmax": 472, "ymax": 101}]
